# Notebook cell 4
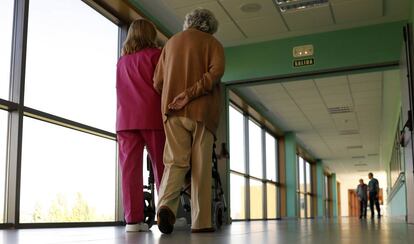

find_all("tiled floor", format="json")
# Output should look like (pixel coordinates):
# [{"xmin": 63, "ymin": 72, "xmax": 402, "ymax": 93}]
[{"xmin": 1, "ymin": 218, "xmax": 414, "ymax": 244}]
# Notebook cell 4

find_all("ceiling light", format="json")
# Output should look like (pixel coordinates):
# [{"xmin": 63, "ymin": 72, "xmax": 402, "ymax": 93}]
[
  {"xmin": 352, "ymin": 156, "xmax": 365, "ymax": 159},
  {"xmin": 240, "ymin": 3, "xmax": 262, "ymax": 13},
  {"xmin": 274, "ymin": 0, "xmax": 329, "ymax": 13},
  {"xmin": 339, "ymin": 130, "xmax": 359, "ymax": 135},
  {"xmin": 347, "ymin": 145, "xmax": 363, "ymax": 150},
  {"xmin": 354, "ymin": 163, "xmax": 368, "ymax": 167},
  {"xmin": 327, "ymin": 105, "xmax": 353, "ymax": 114}
]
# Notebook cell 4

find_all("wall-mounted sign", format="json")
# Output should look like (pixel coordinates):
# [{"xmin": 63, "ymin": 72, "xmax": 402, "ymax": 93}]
[
  {"xmin": 293, "ymin": 58, "xmax": 315, "ymax": 67},
  {"xmin": 293, "ymin": 44, "xmax": 314, "ymax": 58}
]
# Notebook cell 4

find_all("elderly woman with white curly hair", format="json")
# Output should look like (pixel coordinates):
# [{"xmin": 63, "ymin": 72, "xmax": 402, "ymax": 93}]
[{"xmin": 153, "ymin": 8, "xmax": 225, "ymax": 234}]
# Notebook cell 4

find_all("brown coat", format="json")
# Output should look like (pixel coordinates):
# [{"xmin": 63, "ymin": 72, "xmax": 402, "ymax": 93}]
[{"xmin": 153, "ymin": 28, "xmax": 225, "ymax": 134}]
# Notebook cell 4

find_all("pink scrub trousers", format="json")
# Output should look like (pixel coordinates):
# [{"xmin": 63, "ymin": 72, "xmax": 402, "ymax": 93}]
[{"xmin": 117, "ymin": 129, "xmax": 165, "ymax": 224}]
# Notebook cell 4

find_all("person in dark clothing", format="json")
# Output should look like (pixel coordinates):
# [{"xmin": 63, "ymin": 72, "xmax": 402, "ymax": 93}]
[
  {"xmin": 368, "ymin": 172, "xmax": 381, "ymax": 218},
  {"xmin": 356, "ymin": 179, "xmax": 368, "ymax": 219}
]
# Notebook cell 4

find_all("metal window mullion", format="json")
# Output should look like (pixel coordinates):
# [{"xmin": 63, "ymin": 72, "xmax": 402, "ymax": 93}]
[
  {"xmin": 115, "ymin": 25, "xmax": 128, "ymax": 222},
  {"xmin": 304, "ymin": 161, "xmax": 307, "ymax": 218},
  {"xmin": 244, "ymin": 114, "xmax": 250, "ymax": 220},
  {"xmin": 262, "ymin": 129, "xmax": 267, "ymax": 219},
  {"xmin": 5, "ymin": 0, "xmax": 30, "ymax": 225},
  {"xmin": 275, "ymin": 138, "xmax": 281, "ymax": 218}
]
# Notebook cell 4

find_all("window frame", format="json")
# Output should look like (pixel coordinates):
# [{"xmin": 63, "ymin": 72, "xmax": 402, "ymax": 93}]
[
  {"xmin": 229, "ymin": 103, "xmax": 281, "ymax": 221},
  {"xmin": 0, "ymin": 0, "xmax": 131, "ymax": 228}
]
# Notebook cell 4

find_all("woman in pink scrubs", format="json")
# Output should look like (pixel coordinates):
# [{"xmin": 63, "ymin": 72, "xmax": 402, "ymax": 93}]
[{"xmin": 116, "ymin": 19, "xmax": 164, "ymax": 232}]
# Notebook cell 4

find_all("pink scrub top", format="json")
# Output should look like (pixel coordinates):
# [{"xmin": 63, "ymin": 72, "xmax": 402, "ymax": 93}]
[{"xmin": 116, "ymin": 48, "xmax": 163, "ymax": 131}]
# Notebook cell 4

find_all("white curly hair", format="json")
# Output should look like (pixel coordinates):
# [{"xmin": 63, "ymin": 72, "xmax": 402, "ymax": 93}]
[{"xmin": 183, "ymin": 8, "xmax": 218, "ymax": 34}]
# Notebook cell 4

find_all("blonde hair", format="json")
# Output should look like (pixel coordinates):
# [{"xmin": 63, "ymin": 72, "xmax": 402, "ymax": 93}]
[{"xmin": 122, "ymin": 19, "xmax": 157, "ymax": 56}]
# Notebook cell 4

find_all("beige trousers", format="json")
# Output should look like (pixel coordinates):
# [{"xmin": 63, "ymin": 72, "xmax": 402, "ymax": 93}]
[{"xmin": 157, "ymin": 116, "xmax": 214, "ymax": 229}]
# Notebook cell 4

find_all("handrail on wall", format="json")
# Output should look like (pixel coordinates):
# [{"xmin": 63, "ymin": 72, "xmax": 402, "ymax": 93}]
[{"xmin": 387, "ymin": 172, "xmax": 406, "ymax": 203}]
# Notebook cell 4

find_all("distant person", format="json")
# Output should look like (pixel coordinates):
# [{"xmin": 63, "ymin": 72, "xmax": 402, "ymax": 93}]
[
  {"xmin": 116, "ymin": 19, "xmax": 165, "ymax": 232},
  {"xmin": 356, "ymin": 179, "xmax": 367, "ymax": 219},
  {"xmin": 368, "ymin": 172, "xmax": 381, "ymax": 219},
  {"xmin": 153, "ymin": 8, "xmax": 225, "ymax": 234}
]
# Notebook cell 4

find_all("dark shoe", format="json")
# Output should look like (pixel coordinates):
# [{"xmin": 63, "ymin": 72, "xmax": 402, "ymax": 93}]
[
  {"xmin": 191, "ymin": 227, "xmax": 215, "ymax": 233},
  {"xmin": 157, "ymin": 206, "xmax": 175, "ymax": 234},
  {"xmin": 378, "ymin": 215, "xmax": 381, "ymax": 219},
  {"xmin": 359, "ymin": 215, "xmax": 362, "ymax": 219}
]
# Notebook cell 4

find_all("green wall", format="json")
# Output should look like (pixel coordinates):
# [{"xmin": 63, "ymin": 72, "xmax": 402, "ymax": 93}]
[
  {"xmin": 331, "ymin": 174, "xmax": 338, "ymax": 217},
  {"xmin": 223, "ymin": 21, "xmax": 405, "ymax": 83},
  {"xmin": 285, "ymin": 132, "xmax": 297, "ymax": 217},
  {"xmin": 316, "ymin": 160, "xmax": 325, "ymax": 217}
]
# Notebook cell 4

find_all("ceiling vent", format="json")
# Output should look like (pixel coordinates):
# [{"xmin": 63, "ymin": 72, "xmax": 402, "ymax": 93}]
[
  {"xmin": 240, "ymin": 3, "xmax": 262, "ymax": 13},
  {"xmin": 274, "ymin": 0, "xmax": 329, "ymax": 13},
  {"xmin": 354, "ymin": 163, "xmax": 368, "ymax": 167},
  {"xmin": 357, "ymin": 170, "xmax": 369, "ymax": 172},
  {"xmin": 347, "ymin": 145, "xmax": 363, "ymax": 150},
  {"xmin": 352, "ymin": 156, "xmax": 365, "ymax": 159},
  {"xmin": 339, "ymin": 130, "xmax": 359, "ymax": 135},
  {"xmin": 368, "ymin": 153, "xmax": 379, "ymax": 157},
  {"xmin": 327, "ymin": 105, "xmax": 353, "ymax": 114}
]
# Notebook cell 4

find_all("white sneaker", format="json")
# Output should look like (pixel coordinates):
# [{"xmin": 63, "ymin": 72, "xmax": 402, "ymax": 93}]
[{"xmin": 125, "ymin": 223, "xmax": 149, "ymax": 232}]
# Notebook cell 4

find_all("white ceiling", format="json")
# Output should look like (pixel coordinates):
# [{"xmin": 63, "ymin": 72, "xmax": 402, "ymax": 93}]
[
  {"xmin": 243, "ymin": 71, "xmax": 390, "ymax": 175},
  {"xmin": 132, "ymin": 0, "xmax": 410, "ymax": 46}
]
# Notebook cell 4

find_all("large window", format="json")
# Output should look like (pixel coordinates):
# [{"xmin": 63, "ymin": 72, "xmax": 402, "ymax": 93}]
[
  {"xmin": 20, "ymin": 117, "xmax": 116, "ymax": 223},
  {"xmin": 25, "ymin": 0, "xmax": 118, "ymax": 132},
  {"xmin": 229, "ymin": 104, "xmax": 279, "ymax": 220},
  {"xmin": 229, "ymin": 106, "xmax": 245, "ymax": 173},
  {"xmin": 0, "ymin": 111, "xmax": 8, "ymax": 222},
  {"xmin": 324, "ymin": 174, "xmax": 331, "ymax": 217},
  {"xmin": 248, "ymin": 120, "xmax": 262, "ymax": 179},
  {"xmin": 230, "ymin": 173, "xmax": 246, "ymax": 220},
  {"xmin": 297, "ymin": 156, "xmax": 313, "ymax": 218},
  {"xmin": 0, "ymin": 0, "xmax": 14, "ymax": 99}
]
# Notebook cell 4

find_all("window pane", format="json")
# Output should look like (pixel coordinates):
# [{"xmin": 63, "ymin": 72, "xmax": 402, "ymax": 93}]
[
  {"xmin": 229, "ymin": 106, "xmax": 245, "ymax": 173},
  {"xmin": 248, "ymin": 120, "xmax": 262, "ymax": 178},
  {"xmin": 298, "ymin": 157, "xmax": 305, "ymax": 192},
  {"xmin": 230, "ymin": 173, "xmax": 245, "ymax": 220},
  {"xmin": 307, "ymin": 195, "xmax": 312, "ymax": 218},
  {"xmin": 265, "ymin": 133, "xmax": 276, "ymax": 181},
  {"xmin": 267, "ymin": 183, "xmax": 277, "ymax": 219},
  {"xmin": 249, "ymin": 179, "xmax": 263, "ymax": 219},
  {"xmin": 25, "ymin": 0, "xmax": 118, "ymax": 132},
  {"xmin": 20, "ymin": 117, "xmax": 116, "ymax": 223},
  {"xmin": 0, "ymin": 0, "xmax": 14, "ymax": 100},
  {"xmin": 0, "ymin": 111, "xmax": 8, "ymax": 222},
  {"xmin": 306, "ymin": 162, "xmax": 311, "ymax": 193},
  {"xmin": 299, "ymin": 193, "xmax": 305, "ymax": 218}
]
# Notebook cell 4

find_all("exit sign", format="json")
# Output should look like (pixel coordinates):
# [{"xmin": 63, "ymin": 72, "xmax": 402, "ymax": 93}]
[{"xmin": 293, "ymin": 58, "xmax": 315, "ymax": 67}]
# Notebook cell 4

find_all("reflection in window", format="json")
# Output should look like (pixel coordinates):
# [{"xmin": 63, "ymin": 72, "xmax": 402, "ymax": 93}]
[
  {"xmin": 267, "ymin": 183, "xmax": 277, "ymax": 219},
  {"xmin": 306, "ymin": 195, "xmax": 312, "ymax": 218},
  {"xmin": 298, "ymin": 157, "xmax": 305, "ymax": 192},
  {"xmin": 306, "ymin": 162, "xmax": 311, "ymax": 193},
  {"xmin": 229, "ymin": 106, "xmax": 245, "ymax": 173},
  {"xmin": 250, "ymin": 179, "xmax": 263, "ymax": 219},
  {"xmin": 0, "ymin": 111, "xmax": 8, "ymax": 222},
  {"xmin": 248, "ymin": 120, "xmax": 262, "ymax": 178},
  {"xmin": 20, "ymin": 117, "xmax": 116, "ymax": 223},
  {"xmin": 0, "ymin": 0, "xmax": 14, "ymax": 100},
  {"xmin": 299, "ymin": 193, "xmax": 305, "ymax": 218},
  {"xmin": 25, "ymin": 0, "xmax": 118, "ymax": 132},
  {"xmin": 265, "ymin": 133, "xmax": 277, "ymax": 181},
  {"xmin": 230, "ymin": 173, "xmax": 245, "ymax": 220}
]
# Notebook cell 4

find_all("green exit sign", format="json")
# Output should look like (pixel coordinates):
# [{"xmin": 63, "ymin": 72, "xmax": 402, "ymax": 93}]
[{"xmin": 293, "ymin": 58, "xmax": 315, "ymax": 67}]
